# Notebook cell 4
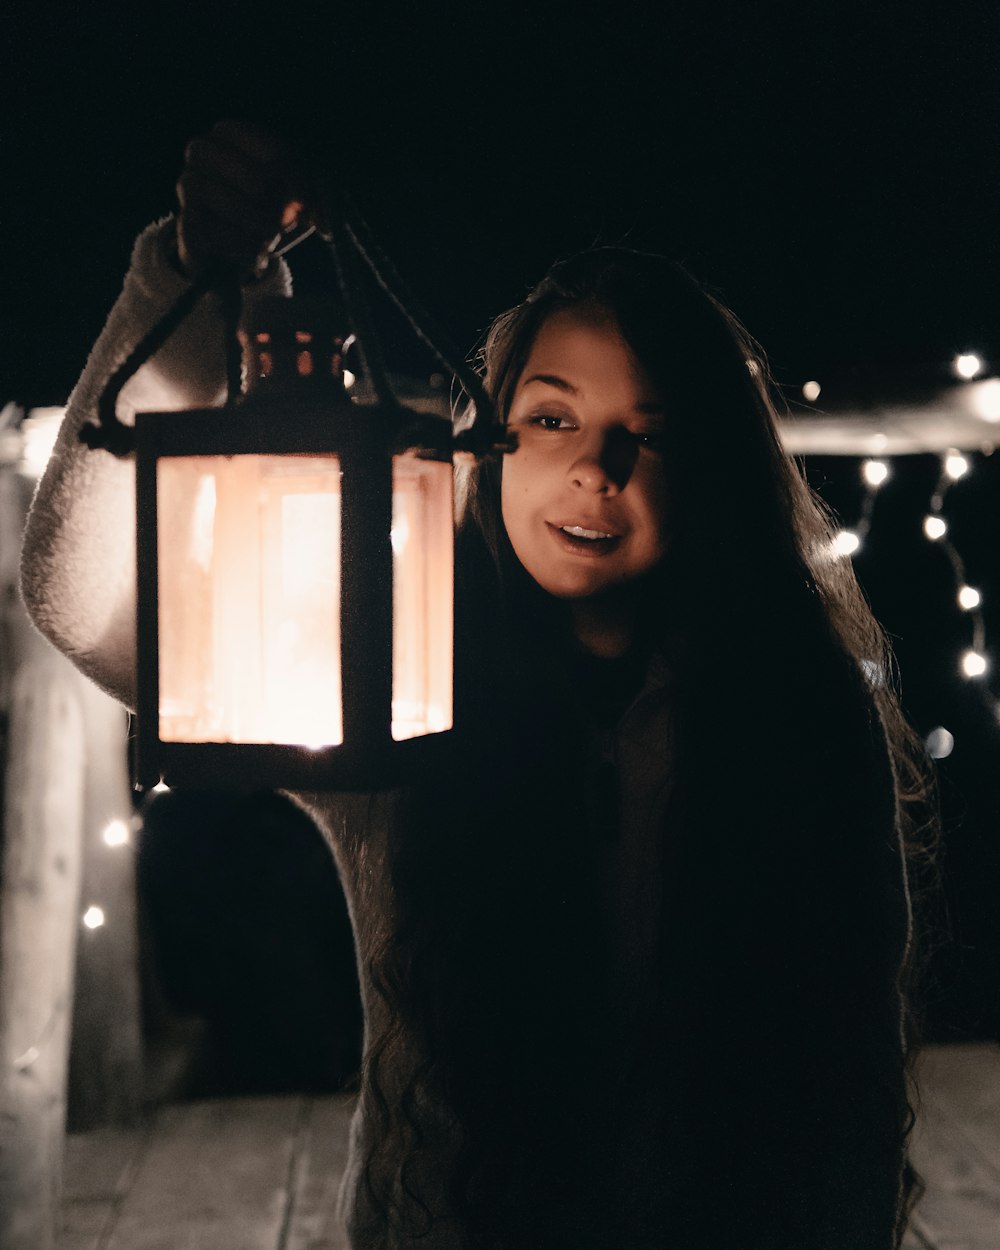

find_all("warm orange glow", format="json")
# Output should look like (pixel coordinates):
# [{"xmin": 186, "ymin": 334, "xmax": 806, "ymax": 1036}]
[
  {"xmin": 391, "ymin": 455, "xmax": 454, "ymax": 740},
  {"xmin": 158, "ymin": 455, "xmax": 343, "ymax": 746},
  {"xmin": 157, "ymin": 450, "xmax": 454, "ymax": 750}
]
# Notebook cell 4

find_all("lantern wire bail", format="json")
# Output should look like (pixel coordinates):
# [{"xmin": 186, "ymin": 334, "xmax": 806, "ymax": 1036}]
[
  {"xmin": 79, "ymin": 264, "xmax": 245, "ymax": 458},
  {"xmin": 334, "ymin": 194, "xmax": 510, "ymax": 457},
  {"xmin": 80, "ymin": 201, "xmax": 508, "ymax": 459}
]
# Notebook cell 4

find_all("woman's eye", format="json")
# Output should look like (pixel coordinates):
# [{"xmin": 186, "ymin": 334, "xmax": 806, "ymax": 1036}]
[{"xmin": 530, "ymin": 414, "xmax": 573, "ymax": 431}]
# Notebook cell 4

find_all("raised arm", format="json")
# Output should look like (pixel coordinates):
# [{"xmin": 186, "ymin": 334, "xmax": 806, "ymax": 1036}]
[
  {"xmin": 19, "ymin": 219, "xmax": 291, "ymax": 707},
  {"xmin": 20, "ymin": 122, "xmax": 309, "ymax": 707}
]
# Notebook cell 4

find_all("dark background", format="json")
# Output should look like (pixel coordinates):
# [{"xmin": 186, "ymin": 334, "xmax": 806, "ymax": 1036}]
[
  {"xmin": 4, "ymin": 2, "xmax": 1000, "ymax": 1087},
  {"xmin": 6, "ymin": 2, "xmax": 1000, "ymax": 400}
]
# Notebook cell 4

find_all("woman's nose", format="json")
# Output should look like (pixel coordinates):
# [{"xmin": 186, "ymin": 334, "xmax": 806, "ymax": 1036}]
[
  {"xmin": 569, "ymin": 430, "xmax": 636, "ymax": 493},
  {"xmin": 570, "ymin": 455, "xmax": 618, "ymax": 494}
]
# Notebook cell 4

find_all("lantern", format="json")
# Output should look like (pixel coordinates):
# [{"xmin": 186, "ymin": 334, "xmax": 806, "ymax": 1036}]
[{"xmin": 83, "ymin": 219, "xmax": 502, "ymax": 790}]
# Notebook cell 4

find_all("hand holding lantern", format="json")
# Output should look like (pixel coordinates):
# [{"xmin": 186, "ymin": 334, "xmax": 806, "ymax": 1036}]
[{"xmin": 175, "ymin": 119, "xmax": 325, "ymax": 279}]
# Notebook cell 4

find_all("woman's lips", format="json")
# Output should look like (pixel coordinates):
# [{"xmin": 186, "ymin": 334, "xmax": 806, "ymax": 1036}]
[{"xmin": 545, "ymin": 521, "xmax": 623, "ymax": 557}]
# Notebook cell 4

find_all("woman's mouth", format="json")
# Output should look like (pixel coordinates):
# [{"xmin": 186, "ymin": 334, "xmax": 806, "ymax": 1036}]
[{"xmin": 546, "ymin": 522, "xmax": 622, "ymax": 556}]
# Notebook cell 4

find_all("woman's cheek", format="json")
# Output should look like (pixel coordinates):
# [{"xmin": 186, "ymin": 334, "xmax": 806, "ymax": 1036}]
[{"xmin": 500, "ymin": 452, "xmax": 529, "ymax": 520}]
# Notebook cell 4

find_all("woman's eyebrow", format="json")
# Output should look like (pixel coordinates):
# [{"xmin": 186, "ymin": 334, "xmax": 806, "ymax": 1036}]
[
  {"xmin": 520, "ymin": 373, "xmax": 665, "ymax": 417},
  {"xmin": 515, "ymin": 370, "xmax": 665, "ymax": 420},
  {"xmin": 520, "ymin": 373, "xmax": 578, "ymax": 394}
]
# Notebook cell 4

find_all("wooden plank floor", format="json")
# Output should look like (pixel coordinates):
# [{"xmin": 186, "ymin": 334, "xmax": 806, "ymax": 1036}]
[
  {"xmin": 60, "ymin": 1045, "xmax": 1000, "ymax": 1250},
  {"xmin": 60, "ymin": 1097, "xmax": 356, "ymax": 1250}
]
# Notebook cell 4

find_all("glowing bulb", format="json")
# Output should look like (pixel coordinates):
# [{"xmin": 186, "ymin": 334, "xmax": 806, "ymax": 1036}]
[
  {"xmin": 925, "ymin": 727, "xmax": 955, "ymax": 760},
  {"xmin": 962, "ymin": 650, "xmax": 988, "ymax": 678},
  {"xmin": 82, "ymin": 906, "xmax": 106, "ymax": 930},
  {"xmin": 924, "ymin": 516, "xmax": 947, "ymax": 541},
  {"xmin": 954, "ymin": 353, "xmax": 983, "ymax": 380},
  {"xmin": 102, "ymin": 820, "xmax": 129, "ymax": 847},
  {"xmin": 802, "ymin": 380, "xmax": 821, "ymax": 402},
  {"xmin": 833, "ymin": 530, "xmax": 861, "ymax": 557},
  {"xmin": 863, "ymin": 459, "xmax": 890, "ymax": 487},
  {"xmin": 944, "ymin": 451, "xmax": 970, "ymax": 480},
  {"xmin": 958, "ymin": 585, "xmax": 982, "ymax": 610},
  {"xmin": 152, "ymin": 780, "xmax": 171, "ymax": 794},
  {"xmin": 970, "ymin": 377, "xmax": 1000, "ymax": 422},
  {"xmin": 343, "ymin": 369, "xmax": 356, "ymax": 389}
]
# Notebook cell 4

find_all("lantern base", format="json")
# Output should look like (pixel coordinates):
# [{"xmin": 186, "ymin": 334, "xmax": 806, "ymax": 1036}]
[{"xmin": 133, "ymin": 731, "xmax": 456, "ymax": 794}]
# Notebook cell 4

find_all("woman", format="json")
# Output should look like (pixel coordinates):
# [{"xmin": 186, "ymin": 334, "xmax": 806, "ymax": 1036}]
[{"xmin": 21, "ymin": 122, "xmax": 929, "ymax": 1248}]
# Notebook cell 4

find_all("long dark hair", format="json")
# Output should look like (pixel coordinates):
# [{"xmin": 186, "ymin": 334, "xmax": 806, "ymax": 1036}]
[{"xmin": 360, "ymin": 248, "xmax": 937, "ymax": 1248}]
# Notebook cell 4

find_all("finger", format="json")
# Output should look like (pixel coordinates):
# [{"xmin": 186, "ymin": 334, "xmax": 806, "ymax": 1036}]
[
  {"xmin": 176, "ymin": 186, "xmax": 286, "ymax": 277},
  {"xmin": 178, "ymin": 203, "xmax": 277, "ymax": 273},
  {"xmin": 281, "ymin": 199, "xmax": 306, "ymax": 230},
  {"xmin": 204, "ymin": 121, "xmax": 330, "ymax": 238},
  {"xmin": 177, "ymin": 166, "xmax": 285, "ymax": 244}
]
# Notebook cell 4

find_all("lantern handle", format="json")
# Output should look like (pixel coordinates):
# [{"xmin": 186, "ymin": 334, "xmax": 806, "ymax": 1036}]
[
  {"xmin": 80, "ymin": 202, "xmax": 509, "ymax": 461},
  {"xmin": 80, "ymin": 266, "xmax": 244, "ymax": 458},
  {"xmin": 324, "ymin": 211, "xmax": 403, "ymax": 418},
  {"xmin": 338, "ymin": 199, "xmax": 510, "ymax": 457}
]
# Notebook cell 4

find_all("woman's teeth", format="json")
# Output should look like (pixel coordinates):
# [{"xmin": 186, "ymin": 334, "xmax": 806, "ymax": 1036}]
[{"xmin": 561, "ymin": 525, "xmax": 614, "ymax": 540}]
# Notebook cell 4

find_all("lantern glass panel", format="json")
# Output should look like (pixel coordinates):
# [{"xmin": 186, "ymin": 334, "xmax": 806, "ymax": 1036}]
[
  {"xmin": 391, "ymin": 454, "xmax": 454, "ymax": 740},
  {"xmin": 158, "ymin": 454, "xmax": 343, "ymax": 747}
]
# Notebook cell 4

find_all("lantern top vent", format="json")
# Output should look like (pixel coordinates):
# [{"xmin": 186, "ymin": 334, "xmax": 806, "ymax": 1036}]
[{"xmin": 239, "ymin": 296, "xmax": 351, "ymax": 396}]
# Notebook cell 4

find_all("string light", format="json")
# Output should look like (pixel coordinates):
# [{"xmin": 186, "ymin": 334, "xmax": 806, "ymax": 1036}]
[
  {"xmin": 82, "ymin": 906, "xmax": 106, "ymax": 930},
  {"xmin": 962, "ymin": 650, "xmax": 988, "ymax": 678},
  {"xmin": 944, "ymin": 450, "xmax": 970, "ymax": 481},
  {"xmin": 954, "ymin": 353, "xmax": 983, "ymax": 380},
  {"xmin": 838, "ymin": 447, "xmax": 993, "ymax": 699},
  {"xmin": 958, "ymin": 585, "xmax": 982, "ymax": 611},
  {"xmin": 836, "ymin": 458, "xmax": 893, "ymax": 564},
  {"xmin": 802, "ymin": 380, "xmax": 821, "ymax": 402},
  {"xmin": 925, "ymin": 727, "xmax": 955, "ymax": 760},
  {"xmin": 919, "ymin": 449, "xmax": 992, "ymax": 684},
  {"xmin": 924, "ymin": 516, "xmax": 947, "ymax": 541},
  {"xmin": 862, "ymin": 459, "xmax": 890, "ymax": 487},
  {"xmin": 833, "ymin": 529, "xmax": 861, "ymax": 557},
  {"xmin": 102, "ymin": 819, "xmax": 130, "ymax": 847}
]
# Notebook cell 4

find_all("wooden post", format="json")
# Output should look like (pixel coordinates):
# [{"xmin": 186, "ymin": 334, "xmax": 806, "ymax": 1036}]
[
  {"xmin": 0, "ymin": 448, "xmax": 143, "ymax": 1245},
  {"xmin": 67, "ymin": 676, "xmax": 143, "ymax": 1130},
  {"xmin": 0, "ymin": 664, "xmax": 85, "ymax": 1250}
]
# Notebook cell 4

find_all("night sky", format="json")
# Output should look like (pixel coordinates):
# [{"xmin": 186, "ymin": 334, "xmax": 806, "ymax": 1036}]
[
  {"xmin": 4, "ymin": 3, "xmax": 999, "ymax": 404},
  {"xmin": 5, "ymin": 5, "xmax": 1000, "ymax": 1064}
]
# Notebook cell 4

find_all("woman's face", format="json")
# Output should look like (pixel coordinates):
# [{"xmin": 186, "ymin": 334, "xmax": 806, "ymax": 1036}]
[{"xmin": 501, "ymin": 304, "xmax": 670, "ymax": 602}]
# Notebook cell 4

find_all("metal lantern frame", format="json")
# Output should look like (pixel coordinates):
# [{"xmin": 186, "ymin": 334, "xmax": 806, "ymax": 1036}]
[{"xmin": 82, "ymin": 209, "xmax": 504, "ymax": 791}]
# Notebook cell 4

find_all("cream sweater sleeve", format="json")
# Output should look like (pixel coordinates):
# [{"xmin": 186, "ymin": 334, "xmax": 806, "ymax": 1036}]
[{"xmin": 19, "ymin": 217, "xmax": 292, "ymax": 708}]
